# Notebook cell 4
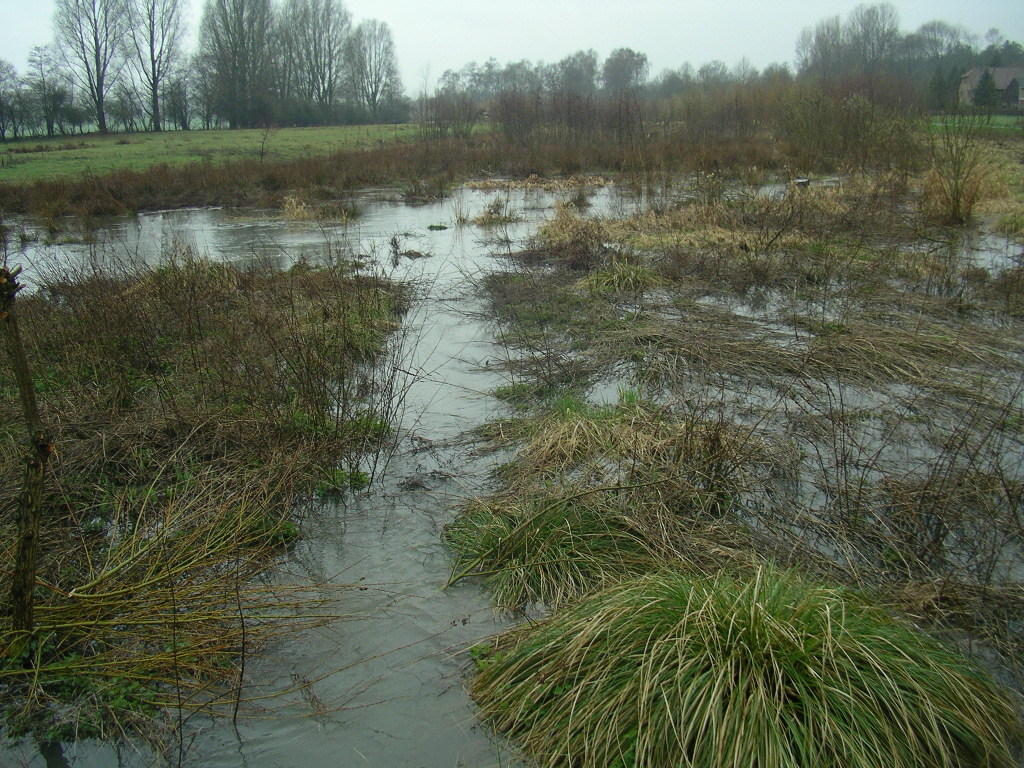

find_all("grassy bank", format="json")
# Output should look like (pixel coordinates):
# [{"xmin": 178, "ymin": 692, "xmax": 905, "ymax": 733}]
[
  {"xmin": 0, "ymin": 106, "xmax": 944, "ymax": 225},
  {"xmin": 0, "ymin": 124, "xmax": 418, "ymax": 184},
  {"xmin": 448, "ymin": 142, "xmax": 1024, "ymax": 764},
  {"xmin": 0, "ymin": 247, "xmax": 407, "ymax": 743}
]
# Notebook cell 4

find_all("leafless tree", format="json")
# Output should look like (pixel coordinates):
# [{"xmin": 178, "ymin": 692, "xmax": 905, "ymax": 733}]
[
  {"xmin": 797, "ymin": 4, "xmax": 904, "ymax": 82},
  {"xmin": 124, "ymin": 0, "xmax": 185, "ymax": 131},
  {"xmin": 0, "ymin": 60, "xmax": 19, "ymax": 140},
  {"xmin": 915, "ymin": 20, "xmax": 972, "ymax": 60},
  {"xmin": 162, "ymin": 69, "xmax": 191, "ymax": 130},
  {"xmin": 344, "ymin": 19, "xmax": 401, "ymax": 118},
  {"xmin": 281, "ymin": 0, "xmax": 350, "ymax": 107},
  {"xmin": 190, "ymin": 52, "xmax": 219, "ymax": 129},
  {"xmin": 796, "ymin": 16, "xmax": 846, "ymax": 78},
  {"xmin": 602, "ymin": 48, "xmax": 648, "ymax": 144},
  {"xmin": 549, "ymin": 50, "xmax": 598, "ymax": 136},
  {"xmin": 845, "ymin": 3, "xmax": 901, "ymax": 74},
  {"xmin": 199, "ymin": 0, "xmax": 274, "ymax": 128},
  {"xmin": 54, "ymin": 0, "xmax": 127, "ymax": 133},
  {"xmin": 26, "ymin": 46, "xmax": 70, "ymax": 137}
]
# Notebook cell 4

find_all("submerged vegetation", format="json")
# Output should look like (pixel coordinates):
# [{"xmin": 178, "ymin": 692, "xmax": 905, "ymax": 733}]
[{"xmin": 0, "ymin": 246, "xmax": 407, "ymax": 742}]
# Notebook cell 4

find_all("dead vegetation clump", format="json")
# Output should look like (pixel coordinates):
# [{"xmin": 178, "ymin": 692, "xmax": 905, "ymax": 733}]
[
  {"xmin": 802, "ymin": 313, "xmax": 1017, "ymax": 386},
  {"xmin": 874, "ymin": 467, "xmax": 1023, "ymax": 581},
  {"xmin": 605, "ymin": 307, "xmax": 808, "ymax": 383},
  {"xmin": 465, "ymin": 174, "xmax": 611, "ymax": 192},
  {"xmin": 504, "ymin": 397, "xmax": 775, "ymax": 493},
  {"xmin": 472, "ymin": 196, "xmax": 522, "ymax": 226},
  {"xmin": 282, "ymin": 193, "xmax": 359, "ymax": 223},
  {"xmin": 0, "ymin": 460, "xmax": 336, "ymax": 742}
]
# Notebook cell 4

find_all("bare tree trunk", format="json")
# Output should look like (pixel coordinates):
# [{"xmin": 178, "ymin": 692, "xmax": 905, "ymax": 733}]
[
  {"xmin": 2, "ymin": 265, "xmax": 52, "ymax": 636},
  {"xmin": 151, "ymin": 88, "xmax": 162, "ymax": 132}
]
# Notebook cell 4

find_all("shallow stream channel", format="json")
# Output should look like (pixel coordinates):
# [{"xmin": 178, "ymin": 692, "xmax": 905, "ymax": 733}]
[{"xmin": 1, "ymin": 183, "xmax": 625, "ymax": 768}]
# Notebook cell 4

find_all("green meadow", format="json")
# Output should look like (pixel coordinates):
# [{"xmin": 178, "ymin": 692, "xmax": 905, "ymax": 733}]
[{"xmin": 0, "ymin": 124, "xmax": 418, "ymax": 183}]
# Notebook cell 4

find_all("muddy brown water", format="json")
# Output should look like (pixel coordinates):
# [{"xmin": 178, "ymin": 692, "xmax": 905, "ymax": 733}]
[{"xmin": 0, "ymin": 185, "xmax": 623, "ymax": 768}]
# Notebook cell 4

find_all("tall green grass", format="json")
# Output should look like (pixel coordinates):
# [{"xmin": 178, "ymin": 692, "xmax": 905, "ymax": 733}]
[{"xmin": 472, "ymin": 566, "xmax": 1020, "ymax": 768}]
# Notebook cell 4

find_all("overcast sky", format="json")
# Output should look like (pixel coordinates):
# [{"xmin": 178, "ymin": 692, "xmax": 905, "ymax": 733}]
[{"xmin": 1, "ymin": 0, "xmax": 1022, "ymax": 91}]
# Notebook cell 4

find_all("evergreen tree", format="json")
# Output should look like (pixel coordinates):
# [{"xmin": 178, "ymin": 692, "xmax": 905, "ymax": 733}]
[
  {"xmin": 973, "ymin": 69, "xmax": 998, "ymax": 109},
  {"xmin": 927, "ymin": 67, "xmax": 950, "ymax": 109}
]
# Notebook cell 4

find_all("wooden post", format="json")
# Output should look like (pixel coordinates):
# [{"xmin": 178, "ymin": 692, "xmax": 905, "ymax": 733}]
[{"xmin": 2, "ymin": 265, "xmax": 52, "ymax": 635}]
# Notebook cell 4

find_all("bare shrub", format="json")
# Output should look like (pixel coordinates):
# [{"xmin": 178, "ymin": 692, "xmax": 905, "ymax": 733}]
[{"xmin": 922, "ymin": 112, "xmax": 996, "ymax": 225}]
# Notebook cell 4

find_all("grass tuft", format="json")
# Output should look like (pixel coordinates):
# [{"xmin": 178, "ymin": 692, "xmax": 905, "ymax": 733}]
[
  {"xmin": 472, "ymin": 566, "xmax": 1022, "ymax": 768},
  {"xmin": 444, "ymin": 490, "xmax": 657, "ymax": 610},
  {"xmin": 536, "ymin": 204, "xmax": 610, "ymax": 270},
  {"xmin": 446, "ymin": 398, "xmax": 777, "ymax": 609},
  {"xmin": 578, "ymin": 257, "xmax": 661, "ymax": 297},
  {"xmin": 473, "ymin": 196, "xmax": 522, "ymax": 226}
]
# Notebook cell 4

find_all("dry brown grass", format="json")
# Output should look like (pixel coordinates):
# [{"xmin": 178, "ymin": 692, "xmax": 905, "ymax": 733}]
[
  {"xmin": 921, "ymin": 118, "xmax": 1010, "ymax": 224},
  {"xmin": 535, "ymin": 203, "xmax": 612, "ymax": 270}
]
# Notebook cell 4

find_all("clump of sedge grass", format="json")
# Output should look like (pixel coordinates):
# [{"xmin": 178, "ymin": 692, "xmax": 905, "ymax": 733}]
[
  {"xmin": 447, "ymin": 397, "xmax": 778, "ymax": 609},
  {"xmin": 536, "ymin": 203, "xmax": 610, "ymax": 270},
  {"xmin": 444, "ymin": 490, "xmax": 658, "ymax": 610},
  {"xmin": 504, "ymin": 398, "xmax": 773, "ymax": 507},
  {"xmin": 0, "ymin": 458, "xmax": 335, "ymax": 744},
  {"xmin": 578, "ymin": 257, "xmax": 661, "ymax": 297},
  {"xmin": 473, "ymin": 196, "xmax": 521, "ymax": 226},
  {"xmin": 283, "ymin": 193, "xmax": 359, "ymax": 223},
  {"xmin": 282, "ymin": 193, "xmax": 317, "ymax": 220},
  {"xmin": 472, "ymin": 565, "xmax": 1021, "ymax": 768}
]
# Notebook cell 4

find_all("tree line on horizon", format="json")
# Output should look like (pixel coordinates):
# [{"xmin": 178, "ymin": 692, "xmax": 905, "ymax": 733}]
[
  {"xmin": 0, "ymin": 0, "xmax": 404, "ymax": 140},
  {"xmin": 416, "ymin": 5, "xmax": 1021, "ymax": 151},
  {"xmin": 0, "ymin": 1, "xmax": 1021, "ymax": 142}
]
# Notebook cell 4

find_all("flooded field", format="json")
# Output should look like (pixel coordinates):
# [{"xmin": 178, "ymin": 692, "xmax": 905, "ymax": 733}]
[
  {"xmin": 0, "ymin": 185, "xmax": 622, "ymax": 767},
  {"xmin": 2, "ymin": 174, "xmax": 1023, "ymax": 767}
]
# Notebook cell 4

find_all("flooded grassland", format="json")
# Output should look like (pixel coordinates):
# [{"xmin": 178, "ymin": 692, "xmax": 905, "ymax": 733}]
[
  {"xmin": 0, "ymin": 184, "xmax": 617, "ymax": 767},
  {"xmin": 2, "ymin": 154, "xmax": 1024, "ymax": 767},
  {"xmin": 448, "ymin": 165, "xmax": 1024, "ymax": 766}
]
